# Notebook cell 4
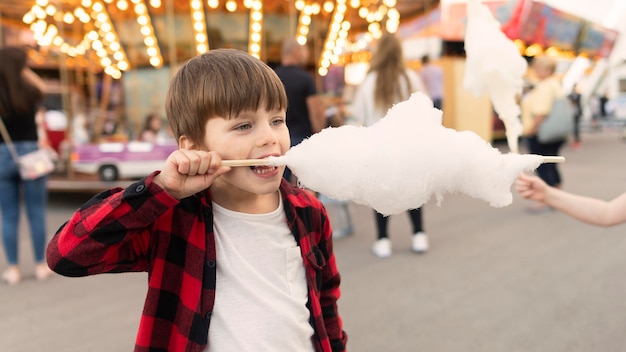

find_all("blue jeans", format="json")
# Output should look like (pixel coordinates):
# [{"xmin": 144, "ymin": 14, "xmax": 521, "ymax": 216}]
[{"xmin": 0, "ymin": 142, "xmax": 48, "ymax": 265}]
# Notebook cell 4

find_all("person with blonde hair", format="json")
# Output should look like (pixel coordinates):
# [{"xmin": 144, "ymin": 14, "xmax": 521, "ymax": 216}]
[
  {"xmin": 521, "ymin": 55, "xmax": 567, "ymax": 211},
  {"xmin": 351, "ymin": 32, "xmax": 429, "ymax": 258}
]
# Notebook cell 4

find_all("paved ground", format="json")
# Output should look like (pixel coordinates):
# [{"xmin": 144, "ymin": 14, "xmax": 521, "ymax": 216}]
[{"xmin": 1, "ymin": 126, "xmax": 626, "ymax": 352}]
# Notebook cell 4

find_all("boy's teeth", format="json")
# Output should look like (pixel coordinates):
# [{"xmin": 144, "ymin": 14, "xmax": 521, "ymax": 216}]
[{"xmin": 252, "ymin": 166, "xmax": 276, "ymax": 174}]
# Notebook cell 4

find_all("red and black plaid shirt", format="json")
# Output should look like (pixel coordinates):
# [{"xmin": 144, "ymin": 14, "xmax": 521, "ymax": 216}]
[{"xmin": 47, "ymin": 172, "xmax": 347, "ymax": 351}]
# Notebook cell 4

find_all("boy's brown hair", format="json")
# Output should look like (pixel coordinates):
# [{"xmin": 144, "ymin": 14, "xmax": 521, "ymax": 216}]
[{"xmin": 165, "ymin": 49, "xmax": 288, "ymax": 146}]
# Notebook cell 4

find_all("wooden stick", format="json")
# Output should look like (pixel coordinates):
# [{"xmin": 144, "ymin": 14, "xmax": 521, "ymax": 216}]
[
  {"xmin": 221, "ymin": 159, "xmax": 272, "ymax": 167},
  {"xmin": 221, "ymin": 156, "xmax": 566, "ymax": 167},
  {"xmin": 542, "ymin": 156, "xmax": 565, "ymax": 163}
]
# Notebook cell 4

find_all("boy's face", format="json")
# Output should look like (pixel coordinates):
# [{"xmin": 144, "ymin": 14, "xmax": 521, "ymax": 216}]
[{"xmin": 204, "ymin": 106, "xmax": 290, "ymax": 198}]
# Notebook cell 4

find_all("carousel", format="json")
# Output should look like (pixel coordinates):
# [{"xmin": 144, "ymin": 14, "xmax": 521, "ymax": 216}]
[
  {"xmin": 0, "ymin": 1, "xmax": 439, "ymax": 74},
  {"xmin": 0, "ymin": 0, "xmax": 439, "ymax": 184}
]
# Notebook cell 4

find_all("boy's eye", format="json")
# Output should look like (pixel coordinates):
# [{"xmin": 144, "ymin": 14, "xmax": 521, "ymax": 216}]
[
  {"xmin": 235, "ymin": 123, "xmax": 252, "ymax": 131},
  {"xmin": 271, "ymin": 117, "xmax": 285, "ymax": 126}
]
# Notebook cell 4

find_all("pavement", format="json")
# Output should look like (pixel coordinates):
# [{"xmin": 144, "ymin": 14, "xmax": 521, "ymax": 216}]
[{"xmin": 1, "ymin": 126, "xmax": 626, "ymax": 352}]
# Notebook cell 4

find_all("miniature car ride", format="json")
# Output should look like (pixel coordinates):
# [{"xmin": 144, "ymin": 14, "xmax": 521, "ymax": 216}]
[{"xmin": 71, "ymin": 141, "xmax": 177, "ymax": 181}]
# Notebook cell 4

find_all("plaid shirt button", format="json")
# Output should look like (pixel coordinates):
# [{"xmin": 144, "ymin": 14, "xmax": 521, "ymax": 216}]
[
  {"xmin": 135, "ymin": 184, "xmax": 145, "ymax": 192},
  {"xmin": 206, "ymin": 260, "xmax": 216, "ymax": 268}
]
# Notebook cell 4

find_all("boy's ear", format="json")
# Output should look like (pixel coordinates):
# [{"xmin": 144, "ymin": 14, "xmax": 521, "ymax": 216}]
[{"xmin": 179, "ymin": 135, "xmax": 196, "ymax": 150}]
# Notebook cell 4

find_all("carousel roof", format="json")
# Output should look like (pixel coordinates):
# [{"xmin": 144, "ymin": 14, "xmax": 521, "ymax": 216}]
[
  {"xmin": 0, "ymin": 0, "xmax": 440, "ymax": 75},
  {"xmin": 1, "ymin": 1, "xmax": 438, "ymax": 24}
]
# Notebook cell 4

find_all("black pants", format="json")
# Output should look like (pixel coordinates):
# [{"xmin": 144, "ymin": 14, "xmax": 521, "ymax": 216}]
[
  {"xmin": 375, "ymin": 208, "xmax": 423, "ymax": 240},
  {"xmin": 527, "ymin": 136, "xmax": 564, "ymax": 187},
  {"xmin": 573, "ymin": 113, "xmax": 581, "ymax": 143}
]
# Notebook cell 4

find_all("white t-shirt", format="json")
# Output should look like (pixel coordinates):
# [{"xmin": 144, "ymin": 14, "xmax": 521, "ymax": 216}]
[{"xmin": 206, "ymin": 196, "xmax": 315, "ymax": 352}]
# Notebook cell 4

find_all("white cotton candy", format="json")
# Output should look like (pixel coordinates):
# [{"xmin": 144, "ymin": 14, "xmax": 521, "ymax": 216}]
[
  {"xmin": 464, "ymin": 0, "xmax": 528, "ymax": 153},
  {"xmin": 269, "ymin": 93, "xmax": 543, "ymax": 216}
]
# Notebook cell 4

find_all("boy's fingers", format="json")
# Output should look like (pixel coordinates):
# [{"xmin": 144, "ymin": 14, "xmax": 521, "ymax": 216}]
[
  {"xmin": 206, "ymin": 153, "xmax": 224, "ymax": 175},
  {"xmin": 173, "ymin": 150, "xmax": 218, "ymax": 176},
  {"xmin": 197, "ymin": 153, "xmax": 213, "ymax": 175},
  {"xmin": 211, "ymin": 165, "xmax": 231, "ymax": 177},
  {"xmin": 168, "ymin": 150, "xmax": 192, "ymax": 175},
  {"xmin": 189, "ymin": 153, "xmax": 208, "ymax": 176}
]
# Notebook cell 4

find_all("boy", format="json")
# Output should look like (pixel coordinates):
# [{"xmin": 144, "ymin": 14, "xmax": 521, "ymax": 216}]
[{"xmin": 47, "ymin": 49, "xmax": 347, "ymax": 352}]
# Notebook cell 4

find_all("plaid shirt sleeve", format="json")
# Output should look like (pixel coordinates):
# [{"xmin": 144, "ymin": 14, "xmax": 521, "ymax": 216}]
[
  {"xmin": 281, "ymin": 181, "xmax": 348, "ymax": 351},
  {"xmin": 318, "ymin": 207, "xmax": 347, "ymax": 351},
  {"xmin": 46, "ymin": 172, "xmax": 179, "ymax": 276}
]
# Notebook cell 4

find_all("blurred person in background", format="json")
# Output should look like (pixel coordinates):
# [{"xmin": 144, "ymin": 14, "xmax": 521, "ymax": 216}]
[
  {"xmin": 275, "ymin": 38, "xmax": 325, "ymax": 184},
  {"xmin": 139, "ymin": 112, "xmax": 171, "ymax": 143},
  {"xmin": 318, "ymin": 98, "xmax": 354, "ymax": 239},
  {"xmin": 521, "ymin": 55, "xmax": 566, "ymax": 212},
  {"xmin": 568, "ymin": 83, "xmax": 583, "ymax": 150},
  {"xmin": 419, "ymin": 55, "xmax": 444, "ymax": 110},
  {"xmin": 0, "ymin": 47, "xmax": 53, "ymax": 285},
  {"xmin": 351, "ymin": 32, "xmax": 429, "ymax": 258}
]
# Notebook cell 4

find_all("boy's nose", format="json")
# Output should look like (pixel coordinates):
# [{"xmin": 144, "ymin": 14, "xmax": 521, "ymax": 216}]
[{"xmin": 257, "ymin": 124, "xmax": 279, "ymax": 146}]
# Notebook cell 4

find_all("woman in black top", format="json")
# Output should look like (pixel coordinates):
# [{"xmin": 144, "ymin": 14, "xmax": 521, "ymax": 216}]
[{"xmin": 0, "ymin": 47, "xmax": 52, "ymax": 285}]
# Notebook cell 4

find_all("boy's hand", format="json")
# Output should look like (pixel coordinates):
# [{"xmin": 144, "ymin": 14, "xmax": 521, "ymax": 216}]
[
  {"xmin": 154, "ymin": 149, "xmax": 231, "ymax": 199},
  {"xmin": 515, "ymin": 172, "xmax": 548, "ymax": 202}
]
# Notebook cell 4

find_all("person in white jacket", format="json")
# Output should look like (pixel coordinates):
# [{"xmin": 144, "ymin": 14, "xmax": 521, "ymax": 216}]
[{"xmin": 350, "ymin": 32, "xmax": 429, "ymax": 258}]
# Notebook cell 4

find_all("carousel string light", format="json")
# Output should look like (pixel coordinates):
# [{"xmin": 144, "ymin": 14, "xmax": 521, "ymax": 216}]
[
  {"xmin": 22, "ymin": 0, "xmax": 128, "ymax": 79},
  {"xmin": 318, "ymin": 0, "xmax": 348, "ymax": 76},
  {"xmin": 316, "ymin": 0, "xmax": 401, "ymax": 77},
  {"xmin": 130, "ymin": 0, "xmax": 163, "ymax": 67},
  {"xmin": 21, "ymin": 0, "xmax": 403, "ymax": 79},
  {"xmin": 190, "ymin": 0, "xmax": 210, "ymax": 54},
  {"xmin": 295, "ymin": 1, "xmax": 335, "ymax": 45},
  {"xmin": 315, "ymin": 0, "xmax": 400, "ymax": 78},
  {"xmin": 89, "ymin": 0, "xmax": 128, "ymax": 77},
  {"xmin": 207, "ymin": 0, "xmax": 219, "ymax": 9},
  {"xmin": 116, "ymin": 0, "xmax": 129, "ymax": 11},
  {"xmin": 358, "ymin": 0, "xmax": 399, "ymax": 37},
  {"xmin": 248, "ymin": 0, "xmax": 263, "ymax": 59},
  {"xmin": 296, "ymin": 4, "xmax": 314, "ymax": 45},
  {"xmin": 225, "ymin": 0, "xmax": 237, "ymax": 12}
]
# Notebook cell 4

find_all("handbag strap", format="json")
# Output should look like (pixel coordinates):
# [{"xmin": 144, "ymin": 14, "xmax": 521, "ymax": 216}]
[{"xmin": 0, "ymin": 116, "xmax": 22, "ymax": 164}]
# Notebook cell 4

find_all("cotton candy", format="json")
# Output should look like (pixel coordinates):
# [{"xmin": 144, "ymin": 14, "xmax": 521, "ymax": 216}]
[
  {"xmin": 464, "ymin": 0, "xmax": 528, "ymax": 153},
  {"xmin": 269, "ymin": 93, "xmax": 543, "ymax": 216}
]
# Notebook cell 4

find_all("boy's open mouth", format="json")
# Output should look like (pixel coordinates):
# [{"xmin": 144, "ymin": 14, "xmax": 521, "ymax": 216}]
[{"xmin": 250, "ymin": 166, "xmax": 277, "ymax": 174}]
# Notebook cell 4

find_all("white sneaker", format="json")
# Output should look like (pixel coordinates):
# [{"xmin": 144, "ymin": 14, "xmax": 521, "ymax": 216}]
[
  {"xmin": 372, "ymin": 238, "xmax": 392, "ymax": 258},
  {"xmin": 1, "ymin": 266, "xmax": 21, "ymax": 286},
  {"xmin": 412, "ymin": 232, "xmax": 429, "ymax": 253},
  {"xmin": 35, "ymin": 263, "xmax": 54, "ymax": 281}
]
